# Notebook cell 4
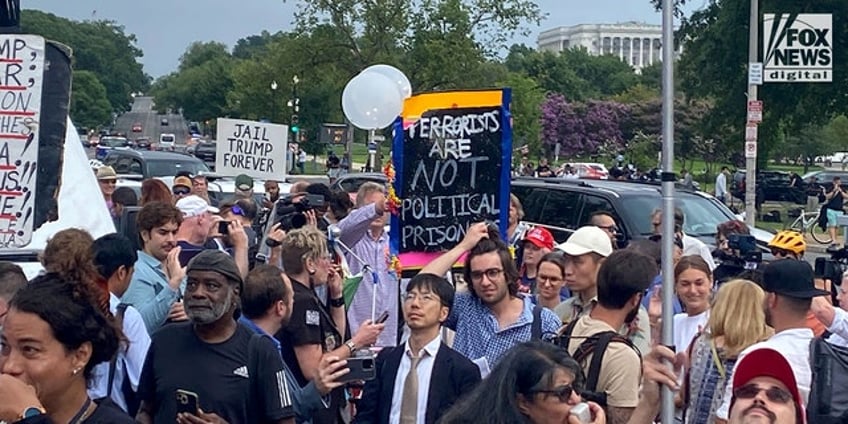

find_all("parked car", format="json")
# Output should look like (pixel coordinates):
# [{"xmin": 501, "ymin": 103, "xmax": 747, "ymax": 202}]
[
  {"xmin": 131, "ymin": 122, "xmax": 142, "ymax": 132},
  {"xmin": 192, "ymin": 141, "xmax": 217, "ymax": 169},
  {"xmin": 102, "ymin": 150, "xmax": 210, "ymax": 179},
  {"xmin": 161, "ymin": 117, "xmax": 169, "ymax": 126},
  {"xmin": 566, "ymin": 162, "xmax": 609, "ymax": 179},
  {"xmin": 95, "ymin": 136, "xmax": 131, "ymax": 160},
  {"xmin": 329, "ymin": 172, "xmax": 387, "ymax": 193},
  {"xmin": 731, "ymin": 169, "xmax": 805, "ymax": 204},
  {"xmin": 800, "ymin": 170, "xmax": 848, "ymax": 192},
  {"xmin": 511, "ymin": 177, "xmax": 774, "ymax": 252}
]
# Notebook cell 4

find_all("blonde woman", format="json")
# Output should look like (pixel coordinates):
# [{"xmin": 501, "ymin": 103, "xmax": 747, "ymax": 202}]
[{"xmin": 681, "ymin": 279, "xmax": 772, "ymax": 423}]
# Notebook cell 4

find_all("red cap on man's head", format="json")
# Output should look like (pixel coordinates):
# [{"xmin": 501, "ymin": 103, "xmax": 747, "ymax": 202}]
[
  {"xmin": 732, "ymin": 348, "xmax": 804, "ymax": 422},
  {"xmin": 524, "ymin": 227, "xmax": 554, "ymax": 250}
]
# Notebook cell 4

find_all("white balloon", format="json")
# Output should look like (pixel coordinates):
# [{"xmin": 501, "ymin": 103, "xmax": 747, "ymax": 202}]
[
  {"xmin": 342, "ymin": 71, "xmax": 403, "ymax": 130},
  {"xmin": 362, "ymin": 64, "xmax": 412, "ymax": 99}
]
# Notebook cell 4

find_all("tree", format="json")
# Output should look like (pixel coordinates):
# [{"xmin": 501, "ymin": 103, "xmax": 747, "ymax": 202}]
[
  {"xmin": 69, "ymin": 70, "xmax": 112, "ymax": 129},
  {"xmin": 541, "ymin": 94, "xmax": 629, "ymax": 158},
  {"xmin": 178, "ymin": 42, "xmax": 230, "ymax": 71},
  {"xmin": 498, "ymin": 72, "xmax": 544, "ymax": 154},
  {"xmin": 22, "ymin": 11, "xmax": 149, "ymax": 113}
]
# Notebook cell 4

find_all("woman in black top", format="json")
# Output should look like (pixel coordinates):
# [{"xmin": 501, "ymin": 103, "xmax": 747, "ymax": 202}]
[{"xmin": 0, "ymin": 273, "xmax": 134, "ymax": 424}]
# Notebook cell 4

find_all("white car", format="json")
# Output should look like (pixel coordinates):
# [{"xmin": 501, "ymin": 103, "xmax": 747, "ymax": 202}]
[{"xmin": 159, "ymin": 133, "xmax": 176, "ymax": 151}]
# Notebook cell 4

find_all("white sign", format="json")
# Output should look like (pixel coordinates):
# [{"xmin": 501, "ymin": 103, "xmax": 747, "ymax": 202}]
[
  {"xmin": 0, "ymin": 35, "xmax": 45, "ymax": 247},
  {"xmin": 747, "ymin": 100, "xmax": 763, "ymax": 123},
  {"xmin": 215, "ymin": 118, "xmax": 288, "ymax": 180},
  {"xmin": 748, "ymin": 62, "xmax": 763, "ymax": 85},
  {"xmin": 745, "ymin": 141, "xmax": 757, "ymax": 158},
  {"xmin": 745, "ymin": 124, "xmax": 758, "ymax": 142},
  {"xmin": 763, "ymin": 13, "xmax": 832, "ymax": 82}
]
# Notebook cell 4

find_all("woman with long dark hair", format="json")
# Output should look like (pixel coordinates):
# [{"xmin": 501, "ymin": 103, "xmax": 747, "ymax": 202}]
[
  {"xmin": 439, "ymin": 341, "xmax": 605, "ymax": 424},
  {"xmin": 0, "ymin": 273, "xmax": 133, "ymax": 423}
]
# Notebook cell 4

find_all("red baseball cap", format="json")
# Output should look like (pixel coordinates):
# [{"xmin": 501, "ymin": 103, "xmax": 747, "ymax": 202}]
[
  {"xmin": 524, "ymin": 227, "xmax": 554, "ymax": 250},
  {"xmin": 732, "ymin": 348, "xmax": 804, "ymax": 422}
]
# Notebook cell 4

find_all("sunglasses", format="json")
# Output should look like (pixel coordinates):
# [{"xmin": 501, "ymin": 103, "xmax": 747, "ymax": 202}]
[
  {"xmin": 597, "ymin": 224, "xmax": 619, "ymax": 233},
  {"xmin": 770, "ymin": 248, "xmax": 790, "ymax": 257},
  {"xmin": 734, "ymin": 384, "xmax": 793, "ymax": 404},
  {"xmin": 173, "ymin": 187, "xmax": 191, "ymax": 196},
  {"xmin": 532, "ymin": 384, "xmax": 576, "ymax": 402}
]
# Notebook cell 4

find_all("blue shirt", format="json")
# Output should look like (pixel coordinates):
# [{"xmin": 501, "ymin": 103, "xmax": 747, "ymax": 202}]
[
  {"xmin": 445, "ymin": 293, "xmax": 562, "ymax": 365},
  {"xmin": 122, "ymin": 250, "xmax": 183, "ymax": 334},
  {"xmin": 239, "ymin": 317, "xmax": 328, "ymax": 424},
  {"xmin": 642, "ymin": 274, "xmax": 684, "ymax": 315}
]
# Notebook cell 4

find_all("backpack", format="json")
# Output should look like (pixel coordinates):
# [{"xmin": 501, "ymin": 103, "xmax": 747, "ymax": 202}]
[
  {"xmin": 106, "ymin": 303, "xmax": 141, "ymax": 416},
  {"xmin": 807, "ymin": 337, "xmax": 848, "ymax": 423},
  {"xmin": 555, "ymin": 318, "xmax": 642, "ymax": 407}
]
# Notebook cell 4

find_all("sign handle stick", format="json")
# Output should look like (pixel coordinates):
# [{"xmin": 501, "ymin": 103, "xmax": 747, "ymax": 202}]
[{"xmin": 370, "ymin": 270, "xmax": 379, "ymax": 323}]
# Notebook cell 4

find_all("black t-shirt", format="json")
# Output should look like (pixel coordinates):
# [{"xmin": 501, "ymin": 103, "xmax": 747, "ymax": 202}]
[
  {"xmin": 827, "ymin": 189, "xmax": 845, "ymax": 210},
  {"xmin": 535, "ymin": 164, "xmax": 552, "ymax": 176},
  {"xmin": 138, "ymin": 322, "xmax": 294, "ymax": 424},
  {"xmin": 276, "ymin": 279, "xmax": 344, "ymax": 423},
  {"xmin": 86, "ymin": 400, "xmax": 136, "ymax": 423}
]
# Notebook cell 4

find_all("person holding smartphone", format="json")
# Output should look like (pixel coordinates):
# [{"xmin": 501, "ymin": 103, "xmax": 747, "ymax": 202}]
[
  {"xmin": 276, "ymin": 227, "xmax": 385, "ymax": 424},
  {"xmin": 824, "ymin": 176, "xmax": 848, "ymax": 247}
]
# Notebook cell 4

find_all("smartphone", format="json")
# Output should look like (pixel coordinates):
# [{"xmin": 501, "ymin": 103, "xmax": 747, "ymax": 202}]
[
  {"xmin": 569, "ymin": 402, "xmax": 591, "ymax": 424},
  {"xmin": 376, "ymin": 310, "xmax": 389, "ymax": 324},
  {"xmin": 175, "ymin": 389, "xmax": 199, "ymax": 415},
  {"xmin": 218, "ymin": 220, "xmax": 230, "ymax": 235},
  {"xmin": 340, "ymin": 356, "xmax": 376, "ymax": 382}
]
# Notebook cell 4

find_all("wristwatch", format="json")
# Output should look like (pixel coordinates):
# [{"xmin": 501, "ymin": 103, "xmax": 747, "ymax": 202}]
[
  {"xmin": 18, "ymin": 406, "xmax": 46, "ymax": 420},
  {"xmin": 329, "ymin": 297, "xmax": 345, "ymax": 308},
  {"xmin": 345, "ymin": 340, "xmax": 357, "ymax": 354}
]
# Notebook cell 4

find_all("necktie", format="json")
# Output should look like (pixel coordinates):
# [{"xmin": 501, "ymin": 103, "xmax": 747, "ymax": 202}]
[{"xmin": 400, "ymin": 351, "xmax": 426, "ymax": 424}]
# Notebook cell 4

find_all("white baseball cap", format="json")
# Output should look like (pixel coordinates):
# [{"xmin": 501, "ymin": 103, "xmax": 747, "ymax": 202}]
[
  {"xmin": 556, "ymin": 226, "xmax": 613, "ymax": 257},
  {"xmin": 176, "ymin": 195, "xmax": 219, "ymax": 218}
]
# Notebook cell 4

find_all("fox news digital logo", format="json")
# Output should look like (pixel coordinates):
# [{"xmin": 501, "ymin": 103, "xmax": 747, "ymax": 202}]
[{"xmin": 763, "ymin": 13, "xmax": 832, "ymax": 83}]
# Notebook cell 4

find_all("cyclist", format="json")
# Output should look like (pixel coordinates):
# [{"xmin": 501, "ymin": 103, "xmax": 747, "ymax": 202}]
[{"xmin": 768, "ymin": 230, "xmax": 833, "ymax": 337}]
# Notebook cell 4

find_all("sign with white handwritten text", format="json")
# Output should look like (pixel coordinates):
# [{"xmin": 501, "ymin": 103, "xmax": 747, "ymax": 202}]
[
  {"xmin": 215, "ymin": 118, "xmax": 288, "ymax": 179},
  {"xmin": 0, "ymin": 35, "xmax": 44, "ymax": 247}
]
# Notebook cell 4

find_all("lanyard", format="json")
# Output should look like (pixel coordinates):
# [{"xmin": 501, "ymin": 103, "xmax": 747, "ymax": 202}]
[{"xmin": 69, "ymin": 397, "xmax": 93, "ymax": 424}]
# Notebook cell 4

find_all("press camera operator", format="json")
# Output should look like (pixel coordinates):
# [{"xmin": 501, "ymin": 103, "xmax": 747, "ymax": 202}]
[{"xmin": 712, "ymin": 219, "xmax": 763, "ymax": 285}]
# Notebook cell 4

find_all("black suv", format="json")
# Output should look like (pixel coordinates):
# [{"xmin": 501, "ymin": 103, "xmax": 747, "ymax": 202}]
[
  {"xmin": 102, "ymin": 150, "xmax": 210, "ymax": 179},
  {"xmin": 732, "ymin": 169, "xmax": 805, "ymax": 204},
  {"xmin": 511, "ymin": 177, "xmax": 772, "ymax": 248}
]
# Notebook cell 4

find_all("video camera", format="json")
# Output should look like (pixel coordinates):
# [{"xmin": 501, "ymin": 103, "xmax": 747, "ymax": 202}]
[
  {"xmin": 274, "ymin": 193, "xmax": 326, "ymax": 231},
  {"xmin": 815, "ymin": 245, "xmax": 848, "ymax": 286},
  {"xmin": 715, "ymin": 234, "xmax": 762, "ymax": 269}
]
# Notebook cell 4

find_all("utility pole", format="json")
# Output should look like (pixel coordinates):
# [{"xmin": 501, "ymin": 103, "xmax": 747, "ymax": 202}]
[{"xmin": 744, "ymin": 0, "xmax": 759, "ymax": 226}]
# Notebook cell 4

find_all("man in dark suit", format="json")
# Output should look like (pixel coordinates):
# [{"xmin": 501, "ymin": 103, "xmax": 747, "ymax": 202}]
[{"xmin": 354, "ymin": 273, "xmax": 481, "ymax": 424}]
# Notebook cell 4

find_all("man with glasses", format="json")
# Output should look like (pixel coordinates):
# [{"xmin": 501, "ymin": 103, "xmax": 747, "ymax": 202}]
[
  {"xmin": 588, "ymin": 211, "xmax": 619, "ymax": 249},
  {"xmin": 727, "ymin": 348, "xmax": 804, "ymax": 424},
  {"xmin": 172, "ymin": 175, "xmax": 193, "ymax": 201},
  {"xmin": 716, "ymin": 260, "xmax": 827, "ymax": 421},
  {"xmin": 651, "ymin": 207, "xmax": 716, "ymax": 271},
  {"xmin": 420, "ymin": 223, "xmax": 561, "ymax": 371},
  {"xmin": 97, "ymin": 165, "xmax": 118, "ymax": 213},
  {"xmin": 355, "ymin": 273, "xmax": 481, "ymax": 424}
]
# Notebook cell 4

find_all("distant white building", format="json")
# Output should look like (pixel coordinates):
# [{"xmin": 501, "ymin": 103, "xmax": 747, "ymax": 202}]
[{"xmin": 537, "ymin": 22, "xmax": 681, "ymax": 72}]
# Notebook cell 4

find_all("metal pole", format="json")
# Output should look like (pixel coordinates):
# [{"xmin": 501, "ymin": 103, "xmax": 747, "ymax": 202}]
[
  {"xmin": 660, "ymin": 0, "xmax": 677, "ymax": 422},
  {"xmin": 744, "ymin": 0, "xmax": 759, "ymax": 226}
]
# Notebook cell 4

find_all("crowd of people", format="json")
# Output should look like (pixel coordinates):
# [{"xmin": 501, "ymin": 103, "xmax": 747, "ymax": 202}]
[{"xmin": 0, "ymin": 164, "xmax": 843, "ymax": 424}]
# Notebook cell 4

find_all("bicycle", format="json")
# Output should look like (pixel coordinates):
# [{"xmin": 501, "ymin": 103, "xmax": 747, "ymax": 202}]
[{"xmin": 788, "ymin": 209, "xmax": 833, "ymax": 244}]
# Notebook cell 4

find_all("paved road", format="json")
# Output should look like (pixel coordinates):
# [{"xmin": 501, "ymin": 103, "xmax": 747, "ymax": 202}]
[{"xmin": 114, "ymin": 96, "xmax": 189, "ymax": 147}]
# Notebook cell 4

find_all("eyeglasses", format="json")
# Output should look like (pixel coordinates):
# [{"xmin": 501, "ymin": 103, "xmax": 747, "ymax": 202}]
[
  {"xmin": 532, "ymin": 384, "xmax": 576, "ymax": 402},
  {"xmin": 173, "ymin": 187, "xmax": 191, "ymax": 196},
  {"xmin": 771, "ymin": 248, "xmax": 790, "ymax": 257},
  {"xmin": 597, "ymin": 224, "xmax": 619, "ymax": 233},
  {"xmin": 469, "ymin": 268, "xmax": 504, "ymax": 282},
  {"xmin": 733, "ymin": 384, "xmax": 793, "ymax": 404}
]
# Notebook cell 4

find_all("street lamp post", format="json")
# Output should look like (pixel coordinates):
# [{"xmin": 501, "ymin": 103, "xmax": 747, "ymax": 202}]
[{"xmin": 270, "ymin": 80, "xmax": 278, "ymax": 123}]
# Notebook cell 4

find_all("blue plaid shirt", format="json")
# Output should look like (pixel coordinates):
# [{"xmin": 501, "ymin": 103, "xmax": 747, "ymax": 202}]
[{"xmin": 445, "ymin": 292, "xmax": 562, "ymax": 365}]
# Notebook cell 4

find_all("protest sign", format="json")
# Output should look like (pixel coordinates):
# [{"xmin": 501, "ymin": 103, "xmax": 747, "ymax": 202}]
[
  {"xmin": 390, "ymin": 89, "xmax": 512, "ymax": 269},
  {"xmin": 215, "ymin": 118, "xmax": 288, "ymax": 179},
  {"xmin": 0, "ymin": 35, "xmax": 45, "ymax": 247}
]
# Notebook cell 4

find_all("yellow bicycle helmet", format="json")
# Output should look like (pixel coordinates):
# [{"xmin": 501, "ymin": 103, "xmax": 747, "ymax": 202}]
[{"xmin": 768, "ymin": 230, "xmax": 806, "ymax": 255}]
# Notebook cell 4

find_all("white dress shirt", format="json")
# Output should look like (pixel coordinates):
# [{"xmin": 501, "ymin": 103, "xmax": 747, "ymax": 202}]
[
  {"xmin": 88, "ymin": 293, "xmax": 152, "ymax": 412},
  {"xmin": 716, "ymin": 172, "xmax": 728, "ymax": 198},
  {"xmin": 716, "ymin": 328, "xmax": 814, "ymax": 419},
  {"xmin": 826, "ymin": 306, "xmax": 848, "ymax": 347},
  {"xmin": 389, "ymin": 334, "xmax": 442, "ymax": 424}
]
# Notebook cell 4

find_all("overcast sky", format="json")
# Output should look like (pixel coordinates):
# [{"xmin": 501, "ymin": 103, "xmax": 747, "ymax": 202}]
[{"xmin": 26, "ymin": 0, "xmax": 702, "ymax": 78}]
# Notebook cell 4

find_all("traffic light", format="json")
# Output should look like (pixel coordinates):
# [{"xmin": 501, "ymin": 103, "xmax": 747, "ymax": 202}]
[{"xmin": 290, "ymin": 114, "xmax": 299, "ymax": 133}]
